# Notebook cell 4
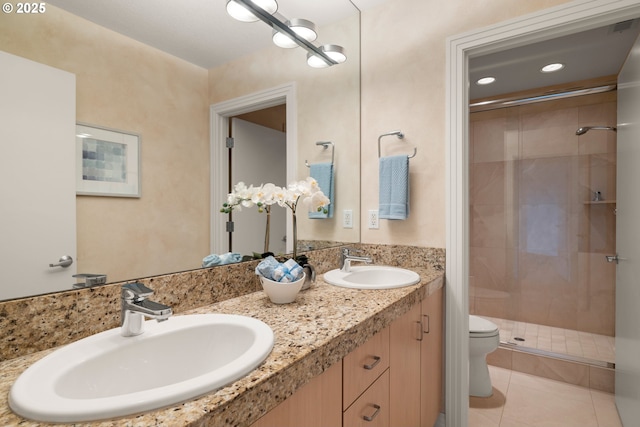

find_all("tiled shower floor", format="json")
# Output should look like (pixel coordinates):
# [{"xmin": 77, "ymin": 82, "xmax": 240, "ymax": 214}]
[{"xmin": 484, "ymin": 316, "xmax": 615, "ymax": 365}]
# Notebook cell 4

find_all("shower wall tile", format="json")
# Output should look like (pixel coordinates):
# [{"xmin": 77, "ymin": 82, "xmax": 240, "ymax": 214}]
[
  {"xmin": 519, "ymin": 156, "xmax": 580, "ymax": 205},
  {"xmin": 520, "ymin": 106, "xmax": 579, "ymax": 159},
  {"xmin": 578, "ymin": 99, "xmax": 618, "ymax": 156},
  {"xmin": 470, "ymin": 161, "xmax": 507, "ymax": 205},
  {"xmin": 471, "ymin": 204, "xmax": 506, "ymax": 248},
  {"xmin": 579, "ymin": 153, "xmax": 617, "ymax": 204},
  {"xmin": 470, "ymin": 246, "xmax": 507, "ymax": 289},
  {"xmin": 471, "ymin": 109, "xmax": 519, "ymax": 163}
]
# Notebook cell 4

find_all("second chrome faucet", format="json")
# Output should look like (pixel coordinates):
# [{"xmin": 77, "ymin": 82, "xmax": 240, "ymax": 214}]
[{"xmin": 340, "ymin": 248, "xmax": 373, "ymax": 272}]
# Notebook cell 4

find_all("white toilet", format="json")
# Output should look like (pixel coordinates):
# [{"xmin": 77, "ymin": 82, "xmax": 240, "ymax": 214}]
[{"xmin": 469, "ymin": 315, "xmax": 500, "ymax": 397}]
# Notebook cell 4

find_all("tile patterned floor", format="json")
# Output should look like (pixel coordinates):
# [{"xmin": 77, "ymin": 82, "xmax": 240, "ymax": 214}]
[
  {"xmin": 469, "ymin": 366, "xmax": 622, "ymax": 427},
  {"xmin": 485, "ymin": 316, "xmax": 615, "ymax": 364}
]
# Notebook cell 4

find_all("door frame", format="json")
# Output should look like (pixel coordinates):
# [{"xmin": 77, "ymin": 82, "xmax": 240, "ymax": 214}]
[
  {"xmin": 445, "ymin": 1, "xmax": 640, "ymax": 425},
  {"xmin": 210, "ymin": 82, "xmax": 297, "ymax": 255}
]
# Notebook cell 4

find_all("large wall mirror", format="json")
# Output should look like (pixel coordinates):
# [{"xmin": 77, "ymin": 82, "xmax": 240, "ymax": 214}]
[{"xmin": 0, "ymin": 0, "xmax": 360, "ymax": 301}]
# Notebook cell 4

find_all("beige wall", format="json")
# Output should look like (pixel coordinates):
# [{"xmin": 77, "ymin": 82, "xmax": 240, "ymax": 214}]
[
  {"xmin": 469, "ymin": 92, "xmax": 617, "ymax": 336},
  {"xmin": 359, "ymin": 0, "xmax": 572, "ymax": 248},
  {"xmin": 208, "ymin": 15, "xmax": 360, "ymax": 246},
  {"xmin": 0, "ymin": 6, "xmax": 210, "ymax": 283}
]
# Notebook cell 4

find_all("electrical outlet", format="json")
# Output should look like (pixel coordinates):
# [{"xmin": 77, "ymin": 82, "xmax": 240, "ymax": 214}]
[
  {"xmin": 343, "ymin": 209, "xmax": 353, "ymax": 229},
  {"xmin": 368, "ymin": 209, "xmax": 379, "ymax": 229}
]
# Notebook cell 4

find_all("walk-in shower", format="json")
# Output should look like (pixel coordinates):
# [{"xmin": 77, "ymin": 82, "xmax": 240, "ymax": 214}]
[{"xmin": 469, "ymin": 90, "xmax": 617, "ymax": 370}]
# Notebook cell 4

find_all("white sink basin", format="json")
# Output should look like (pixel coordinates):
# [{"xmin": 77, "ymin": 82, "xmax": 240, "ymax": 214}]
[
  {"xmin": 323, "ymin": 266, "xmax": 420, "ymax": 289},
  {"xmin": 9, "ymin": 314, "xmax": 274, "ymax": 423}
]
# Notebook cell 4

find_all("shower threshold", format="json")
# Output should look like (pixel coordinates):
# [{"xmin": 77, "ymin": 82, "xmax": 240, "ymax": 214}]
[{"xmin": 499, "ymin": 341, "xmax": 615, "ymax": 369}]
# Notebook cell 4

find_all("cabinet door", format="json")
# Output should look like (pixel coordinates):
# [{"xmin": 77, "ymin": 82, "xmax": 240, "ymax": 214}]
[
  {"xmin": 421, "ymin": 287, "xmax": 443, "ymax": 427},
  {"xmin": 343, "ymin": 369, "xmax": 390, "ymax": 427},
  {"xmin": 250, "ymin": 361, "xmax": 342, "ymax": 427},
  {"xmin": 389, "ymin": 303, "xmax": 422, "ymax": 426}
]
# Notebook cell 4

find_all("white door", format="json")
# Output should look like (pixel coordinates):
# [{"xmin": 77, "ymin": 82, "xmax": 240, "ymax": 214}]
[
  {"xmin": 230, "ymin": 118, "xmax": 287, "ymax": 256},
  {"xmin": 0, "ymin": 51, "xmax": 77, "ymax": 300},
  {"xmin": 615, "ymin": 37, "xmax": 640, "ymax": 425}
]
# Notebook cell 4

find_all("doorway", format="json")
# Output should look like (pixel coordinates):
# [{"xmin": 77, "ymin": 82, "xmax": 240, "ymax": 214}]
[
  {"xmin": 445, "ymin": 1, "xmax": 640, "ymax": 426},
  {"xmin": 210, "ymin": 82, "xmax": 298, "ymax": 256},
  {"xmin": 228, "ymin": 105, "xmax": 287, "ymax": 256}
]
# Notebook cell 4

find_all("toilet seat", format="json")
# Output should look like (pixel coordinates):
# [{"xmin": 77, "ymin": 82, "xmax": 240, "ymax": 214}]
[{"xmin": 469, "ymin": 315, "xmax": 499, "ymax": 338}]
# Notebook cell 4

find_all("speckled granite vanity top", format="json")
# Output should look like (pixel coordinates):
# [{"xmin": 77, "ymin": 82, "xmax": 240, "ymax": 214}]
[{"xmin": 0, "ymin": 266, "xmax": 443, "ymax": 427}]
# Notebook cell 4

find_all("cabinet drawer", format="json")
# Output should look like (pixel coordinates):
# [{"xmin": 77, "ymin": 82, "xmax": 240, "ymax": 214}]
[
  {"xmin": 343, "ymin": 326, "xmax": 390, "ymax": 409},
  {"xmin": 343, "ymin": 369, "xmax": 389, "ymax": 427}
]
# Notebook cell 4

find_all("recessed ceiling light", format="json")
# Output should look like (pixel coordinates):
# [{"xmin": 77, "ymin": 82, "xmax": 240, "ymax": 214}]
[
  {"xmin": 540, "ymin": 63, "xmax": 565, "ymax": 73},
  {"xmin": 476, "ymin": 76, "xmax": 496, "ymax": 85}
]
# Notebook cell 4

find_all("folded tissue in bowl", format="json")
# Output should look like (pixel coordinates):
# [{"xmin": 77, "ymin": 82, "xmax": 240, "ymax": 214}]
[{"xmin": 256, "ymin": 256, "xmax": 304, "ymax": 283}]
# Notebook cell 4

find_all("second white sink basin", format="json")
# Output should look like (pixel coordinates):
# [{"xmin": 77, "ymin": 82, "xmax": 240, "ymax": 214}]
[
  {"xmin": 324, "ymin": 266, "xmax": 420, "ymax": 289},
  {"xmin": 9, "ymin": 314, "xmax": 274, "ymax": 423}
]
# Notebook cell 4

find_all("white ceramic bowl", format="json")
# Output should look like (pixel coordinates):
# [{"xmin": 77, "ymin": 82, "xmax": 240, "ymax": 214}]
[{"xmin": 259, "ymin": 273, "xmax": 305, "ymax": 304}]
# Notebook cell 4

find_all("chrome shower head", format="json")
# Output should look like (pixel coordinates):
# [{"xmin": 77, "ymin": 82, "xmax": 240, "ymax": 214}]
[{"xmin": 576, "ymin": 126, "xmax": 617, "ymax": 135}]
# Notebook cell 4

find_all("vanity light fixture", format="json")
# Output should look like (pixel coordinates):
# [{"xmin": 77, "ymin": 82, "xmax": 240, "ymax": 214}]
[
  {"xmin": 226, "ymin": 0, "xmax": 278, "ymax": 22},
  {"xmin": 273, "ymin": 19, "xmax": 317, "ymax": 49},
  {"xmin": 476, "ymin": 76, "xmax": 496, "ymax": 85},
  {"xmin": 228, "ymin": 0, "xmax": 345, "ymax": 67},
  {"xmin": 307, "ymin": 45, "xmax": 347, "ymax": 68},
  {"xmin": 540, "ymin": 62, "xmax": 565, "ymax": 73}
]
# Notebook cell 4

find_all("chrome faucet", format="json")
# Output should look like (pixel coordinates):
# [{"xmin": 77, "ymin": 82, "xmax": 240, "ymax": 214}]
[
  {"xmin": 121, "ymin": 282, "xmax": 172, "ymax": 337},
  {"xmin": 340, "ymin": 248, "xmax": 373, "ymax": 272}
]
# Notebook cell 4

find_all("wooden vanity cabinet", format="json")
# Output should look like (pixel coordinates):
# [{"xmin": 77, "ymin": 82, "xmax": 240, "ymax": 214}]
[
  {"xmin": 250, "ymin": 287, "xmax": 443, "ymax": 427},
  {"xmin": 250, "ymin": 360, "xmax": 342, "ymax": 427},
  {"xmin": 421, "ymin": 286, "xmax": 443, "ymax": 427},
  {"xmin": 390, "ymin": 303, "xmax": 422, "ymax": 426},
  {"xmin": 390, "ymin": 288, "xmax": 444, "ymax": 427}
]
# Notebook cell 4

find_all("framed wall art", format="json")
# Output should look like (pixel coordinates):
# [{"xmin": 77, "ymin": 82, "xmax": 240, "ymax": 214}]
[{"xmin": 75, "ymin": 123, "xmax": 140, "ymax": 197}]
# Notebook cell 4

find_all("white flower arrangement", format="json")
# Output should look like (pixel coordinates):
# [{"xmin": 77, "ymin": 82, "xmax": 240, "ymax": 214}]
[
  {"xmin": 221, "ymin": 177, "xmax": 330, "ymax": 215},
  {"xmin": 220, "ymin": 177, "xmax": 330, "ymax": 258}
]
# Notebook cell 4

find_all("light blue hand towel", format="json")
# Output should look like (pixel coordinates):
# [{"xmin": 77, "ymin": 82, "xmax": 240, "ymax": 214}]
[
  {"xmin": 219, "ymin": 252, "xmax": 242, "ymax": 265},
  {"xmin": 202, "ymin": 253, "xmax": 221, "ymax": 268},
  {"xmin": 379, "ymin": 155, "xmax": 410, "ymax": 220},
  {"xmin": 203, "ymin": 252, "xmax": 242, "ymax": 267},
  {"xmin": 308, "ymin": 162, "xmax": 334, "ymax": 219}
]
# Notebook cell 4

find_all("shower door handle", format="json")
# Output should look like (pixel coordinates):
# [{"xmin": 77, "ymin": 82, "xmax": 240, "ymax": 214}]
[{"xmin": 605, "ymin": 254, "xmax": 620, "ymax": 264}]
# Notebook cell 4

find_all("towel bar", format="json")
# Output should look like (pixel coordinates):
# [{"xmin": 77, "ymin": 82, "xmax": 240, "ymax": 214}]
[
  {"xmin": 378, "ymin": 130, "xmax": 417, "ymax": 159},
  {"xmin": 305, "ymin": 141, "xmax": 334, "ymax": 167}
]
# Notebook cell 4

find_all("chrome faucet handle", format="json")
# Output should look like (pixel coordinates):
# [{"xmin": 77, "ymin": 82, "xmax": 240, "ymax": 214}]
[
  {"xmin": 122, "ymin": 282, "xmax": 154, "ymax": 300},
  {"xmin": 341, "ymin": 247, "xmax": 363, "ymax": 257}
]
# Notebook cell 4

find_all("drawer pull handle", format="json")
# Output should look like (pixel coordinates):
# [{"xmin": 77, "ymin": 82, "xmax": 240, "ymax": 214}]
[
  {"xmin": 364, "ymin": 355, "xmax": 381, "ymax": 370},
  {"xmin": 417, "ymin": 320, "xmax": 424, "ymax": 341},
  {"xmin": 363, "ymin": 404, "xmax": 381, "ymax": 422}
]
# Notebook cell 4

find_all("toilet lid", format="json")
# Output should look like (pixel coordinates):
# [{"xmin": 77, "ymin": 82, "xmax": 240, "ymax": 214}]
[{"xmin": 469, "ymin": 315, "xmax": 498, "ymax": 334}]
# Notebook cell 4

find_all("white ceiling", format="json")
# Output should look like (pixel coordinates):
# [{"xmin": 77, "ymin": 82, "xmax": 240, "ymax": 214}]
[
  {"xmin": 45, "ymin": 1, "xmax": 640, "ymax": 99},
  {"xmin": 46, "ymin": 0, "xmax": 388, "ymax": 69},
  {"xmin": 469, "ymin": 19, "xmax": 640, "ymax": 100}
]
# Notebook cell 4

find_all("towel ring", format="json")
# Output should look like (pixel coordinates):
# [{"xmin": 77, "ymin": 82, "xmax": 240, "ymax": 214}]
[
  {"xmin": 305, "ymin": 141, "xmax": 334, "ymax": 167},
  {"xmin": 378, "ymin": 130, "xmax": 417, "ymax": 159}
]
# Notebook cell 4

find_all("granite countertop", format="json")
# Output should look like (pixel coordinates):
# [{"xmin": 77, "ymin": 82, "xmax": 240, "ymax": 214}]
[{"xmin": 0, "ymin": 266, "xmax": 444, "ymax": 427}]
